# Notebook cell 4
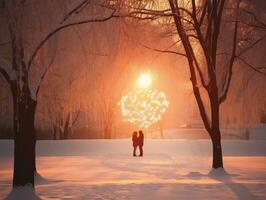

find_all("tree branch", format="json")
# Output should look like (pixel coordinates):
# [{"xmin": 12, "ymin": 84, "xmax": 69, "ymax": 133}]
[
  {"xmin": 242, "ymin": 9, "xmax": 266, "ymax": 29},
  {"xmin": 237, "ymin": 56, "xmax": 266, "ymax": 77},
  {"xmin": 60, "ymin": 0, "xmax": 90, "ymax": 24},
  {"xmin": 237, "ymin": 34, "xmax": 266, "ymax": 57},
  {"xmin": 36, "ymin": 49, "xmax": 57, "ymax": 96},
  {"xmin": 199, "ymin": 1, "xmax": 207, "ymax": 26},
  {"xmin": 219, "ymin": 0, "xmax": 240, "ymax": 104},
  {"xmin": 28, "ymin": 10, "xmax": 118, "ymax": 71},
  {"xmin": 141, "ymin": 44, "xmax": 187, "ymax": 57},
  {"xmin": 0, "ymin": 59, "xmax": 11, "ymax": 84},
  {"xmin": 168, "ymin": 0, "xmax": 211, "ymax": 132},
  {"xmin": 72, "ymin": 109, "xmax": 81, "ymax": 127},
  {"xmin": 0, "ymin": 67, "xmax": 10, "ymax": 84}
]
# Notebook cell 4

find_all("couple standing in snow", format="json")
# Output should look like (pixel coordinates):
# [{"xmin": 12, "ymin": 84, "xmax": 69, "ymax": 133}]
[{"xmin": 132, "ymin": 130, "xmax": 144, "ymax": 157}]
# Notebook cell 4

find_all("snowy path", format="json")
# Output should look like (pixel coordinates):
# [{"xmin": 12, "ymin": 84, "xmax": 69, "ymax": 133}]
[{"xmin": 1, "ymin": 139, "xmax": 266, "ymax": 200}]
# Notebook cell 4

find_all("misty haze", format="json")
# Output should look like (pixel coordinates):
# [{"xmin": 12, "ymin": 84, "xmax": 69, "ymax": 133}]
[{"xmin": 0, "ymin": 0, "xmax": 266, "ymax": 199}]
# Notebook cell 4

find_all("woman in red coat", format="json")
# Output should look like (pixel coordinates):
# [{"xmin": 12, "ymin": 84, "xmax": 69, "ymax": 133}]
[{"xmin": 132, "ymin": 131, "xmax": 138, "ymax": 156}]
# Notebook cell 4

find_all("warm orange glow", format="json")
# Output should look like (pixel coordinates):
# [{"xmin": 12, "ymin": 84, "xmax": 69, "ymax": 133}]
[{"xmin": 137, "ymin": 73, "xmax": 152, "ymax": 89}]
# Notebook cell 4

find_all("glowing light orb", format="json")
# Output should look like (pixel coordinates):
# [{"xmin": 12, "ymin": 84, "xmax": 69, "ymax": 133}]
[
  {"xmin": 119, "ymin": 89, "xmax": 169, "ymax": 128},
  {"xmin": 137, "ymin": 73, "xmax": 152, "ymax": 88}
]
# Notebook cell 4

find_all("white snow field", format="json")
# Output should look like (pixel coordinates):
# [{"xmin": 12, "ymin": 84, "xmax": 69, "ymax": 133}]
[{"xmin": 1, "ymin": 139, "xmax": 266, "ymax": 200}]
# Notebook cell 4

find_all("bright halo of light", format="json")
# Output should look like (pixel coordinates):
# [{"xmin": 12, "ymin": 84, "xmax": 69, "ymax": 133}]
[
  {"xmin": 118, "ymin": 89, "xmax": 169, "ymax": 128},
  {"xmin": 137, "ymin": 73, "xmax": 152, "ymax": 88}
]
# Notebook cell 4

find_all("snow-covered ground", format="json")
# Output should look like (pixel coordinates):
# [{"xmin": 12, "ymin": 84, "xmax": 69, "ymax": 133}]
[{"xmin": 1, "ymin": 139, "xmax": 266, "ymax": 200}]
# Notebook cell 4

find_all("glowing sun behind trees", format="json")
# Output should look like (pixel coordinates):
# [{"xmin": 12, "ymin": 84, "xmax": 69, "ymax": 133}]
[{"xmin": 119, "ymin": 73, "xmax": 169, "ymax": 128}]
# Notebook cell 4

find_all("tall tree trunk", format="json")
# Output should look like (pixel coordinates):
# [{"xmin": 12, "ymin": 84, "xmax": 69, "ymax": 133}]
[
  {"xmin": 211, "ymin": 128, "xmax": 223, "ymax": 168},
  {"xmin": 209, "ymin": 90, "xmax": 223, "ymax": 169},
  {"xmin": 12, "ymin": 83, "xmax": 37, "ymax": 187}
]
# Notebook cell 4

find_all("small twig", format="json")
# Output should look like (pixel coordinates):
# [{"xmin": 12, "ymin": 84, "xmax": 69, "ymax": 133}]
[
  {"xmin": 60, "ymin": 0, "xmax": 91, "ymax": 24},
  {"xmin": 237, "ymin": 56, "xmax": 266, "ymax": 77},
  {"xmin": 141, "ymin": 44, "xmax": 187, "ymax": 57}
]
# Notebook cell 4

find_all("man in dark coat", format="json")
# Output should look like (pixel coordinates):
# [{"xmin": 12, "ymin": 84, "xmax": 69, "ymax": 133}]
[
  {"xmin": 138, "ymin": 130, "xmax": 144, "ymax": 156},
  {"xmin": 132, "ymin": 131, "xmax": 138, "ymax": 156}
]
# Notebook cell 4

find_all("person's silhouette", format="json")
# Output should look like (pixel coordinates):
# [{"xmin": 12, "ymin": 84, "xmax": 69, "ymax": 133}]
[
  {"xmin": 138, "ymin": 130, "xmax": 144, "ymax": 156},
  {"xmin": 132, "ymin": 131, "xmax": 138, "ymax": 156}
]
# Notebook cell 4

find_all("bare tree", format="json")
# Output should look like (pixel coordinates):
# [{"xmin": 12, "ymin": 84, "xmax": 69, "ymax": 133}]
[
  {"xmin": 0, "ymin": 0, "xmax": 118, "ymax": 187},
  {"xmin": 48, "ymin": 76, "xmax": 81, "ymax": 140},
  {"xmin": 120, "ymin": 0, "xmax": 266, "ymax": 168},
  {"xmin": 166, "ymin": 0, "xmax": 239, "ymax": 168}
]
